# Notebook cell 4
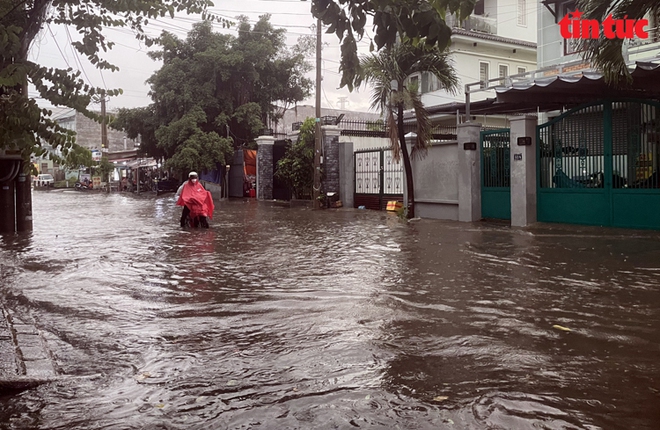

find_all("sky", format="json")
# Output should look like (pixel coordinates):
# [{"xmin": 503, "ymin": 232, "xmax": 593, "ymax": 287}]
[{"xmin": 29, "ymin": 0, "xmax": 378, "ymax": 117}]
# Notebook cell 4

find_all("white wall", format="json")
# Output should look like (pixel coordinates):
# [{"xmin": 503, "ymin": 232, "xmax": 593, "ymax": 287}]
[
  {"xmin": 411, "ymin": 141, "xmax": 460, "ymax": 220},
  {"xmin": 495, "ymin": 0, "xmax": 537, "ymax": 42},
  {"xmin": 422, "ymin": 38, "xmax": 537, "ymax": 106},
  {"xmin": 537, "ymin": 1, "xmax": 582, "ymax": 68},
  {"xmin": 339, "ymin": 135, "xmax": 391, "ymax": 152}
]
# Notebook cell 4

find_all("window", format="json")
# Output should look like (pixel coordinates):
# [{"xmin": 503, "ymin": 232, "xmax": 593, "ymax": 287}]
[
  {"xmin": 474, "ymin": 0, "xmax": 484, "ymax": 16},
  {"xmin": 499, "ymin": 65, "xmax": 509, "ymax": 78},
  {"xmin": 560, "ymin": 1, "xmax": 581, "ymax": 55},
  {"xmin": 517, "ymin": 67, "xmax": 527, "ymax": 75},
  {"xmin": 408, "ymin": 74, "xmax": 420, "ymax": 92},
  {"xmin": 517, "ymin": 0, "xmax": 527, "ymax": 26},
  {"xmin": 651, "ymin": 8, "xmax": 660, "ymax": 42},
  {"xmin": 479, "ymin": 62, "xmax": 489, "ymax": 89}
]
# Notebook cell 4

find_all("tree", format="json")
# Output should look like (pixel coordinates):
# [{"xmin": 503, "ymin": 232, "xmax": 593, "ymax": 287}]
[
  {"xmin": 155, "ymin": 106, "xmax": 233, "ymax": 174},
  {"xmin": 357, "ymin": 42, "xmax": 458, "ymax": 218},
  {"xmin": 111, "ymin": 106, "xmax": 163, "ymax": 161},
  {"xmin": 0, "ymin": 0, "xmax": 229, "ymax": 168},
  {"xmin": 61, "ymin": 143, "xmax": 93, "ymax": 179},
  {"xmin": 311, "ymin": 0, "xmax": 475, "ymax": 89},
  {"xmin": 275, "ymin": 117, "xmax": 315, "ymax": 199},
  {"xmin": 576, "ymin": 0, "xmax": 659, "ymax": 84},
  {"xmin": 115, "ymin": 17, "xmax": 312, "ymax": 176},
  {"xmin": 94, "ymin": 157, "xmax": 114, "ymax": 184}
]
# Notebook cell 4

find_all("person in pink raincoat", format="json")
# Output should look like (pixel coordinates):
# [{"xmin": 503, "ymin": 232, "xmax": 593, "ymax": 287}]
[{"xmin": 176, "ymin": 172, "xmax": 214, "ymax": 228}]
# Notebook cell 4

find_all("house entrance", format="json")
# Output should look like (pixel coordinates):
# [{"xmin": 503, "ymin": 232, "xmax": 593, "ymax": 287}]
[
  {"xmin": 481, "ymin": 129, "xmax": 511, "ymax": 220},
  {"xmin": 537, "ymin": 100, "xmax": 660, "ymax": 229},
  {"xmin": 354, "ymin": 148, "xmax": 404, "ymax": 210}
]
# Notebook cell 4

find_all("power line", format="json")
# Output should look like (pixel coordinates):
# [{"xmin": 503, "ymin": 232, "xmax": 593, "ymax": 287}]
[
  {"xmin": 46, "ymin": 23, "xmax": 71, "ymax": 68},
  {"xmin": 64, "ymin": 25, "xmax": 94, "ymax": 87}
]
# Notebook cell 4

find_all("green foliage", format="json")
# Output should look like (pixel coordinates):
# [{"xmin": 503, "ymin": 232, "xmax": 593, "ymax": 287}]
[
  {"xmin": 0, "ymin": 0, "xmax": 231, "ymax": 165},
  {"xmin": 576, "ymin": 0, "xmax": 659, "ymax": 84},
  {"xmin": 95, "ymin": 157, "xmax": 114, "ymax": 180},
  {"xmin": 114, "ymin": 17, "xmax": 312, "ymax": 177},
  {"xmin": 110, "ymin": 106, "xmax": 162, "ymax": 159},
  {"xmin": 275, "ymin": 117, "xmax": 315, "ymax": 199},
  {"xmin": 311, "ymin": 0, "xmax": 475, "ymax": 90},
  {"xmin": 156, "ymin": 107, "xmax": 234, "ymax": 173},
  {"xmin": 61, "ymin": 144, "xmax": 94, "ymax": 173},
  {"xmin": 366, "ymin": 119, "xmax": 385, "ymax": 132}
]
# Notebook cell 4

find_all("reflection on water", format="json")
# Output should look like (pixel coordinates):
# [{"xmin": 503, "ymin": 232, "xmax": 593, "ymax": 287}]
[{"xmin": 1, "ymin": 191, "xmax": 660, "ymax": 429}]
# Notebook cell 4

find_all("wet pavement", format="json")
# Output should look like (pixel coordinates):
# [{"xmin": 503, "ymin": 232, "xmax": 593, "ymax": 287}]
[{"xmin": 1, "ymin": 189, "xmax": 660, "ymax": 429}]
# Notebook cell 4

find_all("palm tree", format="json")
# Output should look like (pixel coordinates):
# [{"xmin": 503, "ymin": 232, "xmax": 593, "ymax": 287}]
[
  {"xmin": 577, "ymin": 0, "xmax": 659, "ymax": 84},
  {"xmin": 357, "ymin": 42, "xmax": 459, "ymax": 218}
]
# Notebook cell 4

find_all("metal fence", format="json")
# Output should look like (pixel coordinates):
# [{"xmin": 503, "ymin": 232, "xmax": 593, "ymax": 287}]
[
  {"xmin": 481, "ymin": 129, "xmax": 511, "ymax": 188},
  {"xmin": 290, "ymin": 118, "xmax": 462, "ymax": 141},
  {"xmin": 354, "ymin": 147, "xmax": 404, "ymax": 210}
]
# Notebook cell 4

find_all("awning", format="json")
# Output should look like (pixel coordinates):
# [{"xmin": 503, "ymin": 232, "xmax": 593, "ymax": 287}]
[
  {"xmin": 125, "ymin": 159, "xmax": 157, "ymax": 169},
  {"xmin": 422, "ymin": 61, "xmax": 660, "ymax": 116},
  {"xmin": 494, "ymin": 62, "xmax": 660, "ymax": 108}
]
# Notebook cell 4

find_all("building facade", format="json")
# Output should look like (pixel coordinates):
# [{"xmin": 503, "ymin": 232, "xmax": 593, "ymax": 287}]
[{"xmin": 419, "ymin": 0, "xmax": 538, "ymax": 108}]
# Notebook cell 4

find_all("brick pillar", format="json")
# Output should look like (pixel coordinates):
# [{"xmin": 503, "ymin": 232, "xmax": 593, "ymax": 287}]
[
  {"xmin": 256, "ymin": 135, "xmax": 275, "ymax": 200},
  {"xmin": 458, "ymin": 123, "xmax": 482, "ymax": 222},
  {"xmin": 321, "ymin": 125, "xmax": 341, "ymax": 197}
]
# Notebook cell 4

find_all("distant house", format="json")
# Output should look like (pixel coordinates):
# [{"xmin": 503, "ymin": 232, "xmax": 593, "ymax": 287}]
[
  {"xmin": 32, "ymin": 109, "xmax": 141, "ymax": 180},
  {"xmin": 417, "ymin": 0, "xmax": 537, "ymax": 128},
  {"xmin": 54, "ymin": 109, "xmax": 139, "ymax": 153}
]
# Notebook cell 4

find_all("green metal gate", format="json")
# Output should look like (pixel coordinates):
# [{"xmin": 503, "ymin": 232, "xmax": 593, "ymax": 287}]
[
  {"xmin": 481, "ymin": 129, "xmax": 511, "ymax": 220},
  {"xmin": 537, "ymin": 100, "xmax": 660, "ymax": 229}
]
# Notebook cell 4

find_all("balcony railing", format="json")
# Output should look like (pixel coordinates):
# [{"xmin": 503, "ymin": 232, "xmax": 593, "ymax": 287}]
[
  {"xmin": 627, "ymin": 25, "xmax": 660, "ymax": 51},
  {"xmin": 445, "ymin": 14, "xmax": 497, "ymax": 35}
]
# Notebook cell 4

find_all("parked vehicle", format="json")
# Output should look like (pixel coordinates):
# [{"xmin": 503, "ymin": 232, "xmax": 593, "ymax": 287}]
[
  {"xmin": 156, "ymin": 178, "xmax": 180, "ymax": 194},
  {"xmin": 35, "ymin": 174, "xmax": 54, "ymax": 187}
]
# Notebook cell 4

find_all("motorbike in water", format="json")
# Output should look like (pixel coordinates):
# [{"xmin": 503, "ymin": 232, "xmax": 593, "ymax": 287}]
[
  {"xmin": 176, "ymin": 177, "xmax": 215, "ymax": 229},
  {"xmin": 181, "ymin": 206, "xmax": 210, "ymax": 229},
  {"xmin": 74, "ymin": 181, "xmax": 91, "ymax": 190}
]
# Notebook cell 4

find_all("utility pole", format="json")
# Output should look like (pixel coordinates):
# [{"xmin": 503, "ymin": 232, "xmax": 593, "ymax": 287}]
[
  {"xmin": 100, "ymin": 92, "xmax": 110, "ymax": 193},
  {"xmin": 313, "ymin": 18, "xmax": 322, "ymax": 209}
]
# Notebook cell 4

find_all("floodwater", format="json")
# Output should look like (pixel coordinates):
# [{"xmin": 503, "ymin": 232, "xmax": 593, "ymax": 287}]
[{"xmin": 1, "ymin": 190, "xmax": 660, "ymax": 430}]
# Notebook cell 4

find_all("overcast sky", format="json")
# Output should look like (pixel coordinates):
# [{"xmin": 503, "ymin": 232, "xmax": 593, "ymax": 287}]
[{"xmin": 29, "ymin": 0, "xmax": 378, "ymax": 116}]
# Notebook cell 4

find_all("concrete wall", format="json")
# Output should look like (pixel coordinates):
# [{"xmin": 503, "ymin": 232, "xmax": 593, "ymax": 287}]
[
  {"xmin": 338, "ymin": 141, "xmax": 354, "ymax": 208},
  {"xmin": 495, "ymin": 0, "xmax": 537, "ymax": 42},
  {"xmin": 537, "ymin": 1, "xmax": 582, "ymax": 68},
  {"xmin": 412, "ymin": 141, "xmax": 460, "ymax": 220},
  {"xmin": 339, "ymin": 135, "xmax": 391, "ymax": 152}
]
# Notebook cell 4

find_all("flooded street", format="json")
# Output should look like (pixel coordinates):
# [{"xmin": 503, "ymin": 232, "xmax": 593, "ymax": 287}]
[{"xmin": 1, "ymin": 190, "xmax": 660, "ymax": 429}]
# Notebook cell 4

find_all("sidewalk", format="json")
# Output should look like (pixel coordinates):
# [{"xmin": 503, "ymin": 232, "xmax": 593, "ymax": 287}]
[{"xmin": 0, "ymin": 302, "xmax": 58, "ymax": 393}]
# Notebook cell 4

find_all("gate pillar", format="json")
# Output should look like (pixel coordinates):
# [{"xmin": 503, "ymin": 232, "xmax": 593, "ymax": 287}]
[
  {"xmin": 458, "ymin": 123, "xmax": 482, "ymax": 222},
  {"xmin": 321, "ymin": 125, "xmax": 341, "ymax": 198},
  {"xmin": 509, "ymin": 115, "xmax": 537, "ymax": 227},
  {"xmin": 337, "ymin": 139, "xmax": 354, "ymax": 208},
  {"xmin": 256, "ymin": 135, "xmax": 275, "ymax": 200}
]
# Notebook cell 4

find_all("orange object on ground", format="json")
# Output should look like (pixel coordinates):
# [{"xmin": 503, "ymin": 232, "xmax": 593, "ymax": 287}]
[
  {"xmin": 386, "ymin": 201, "xmax": 403, "ymax": 211},
  {"xmin": 176, "ymin": 181, "xmax": 214, "ymax": 219}
]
